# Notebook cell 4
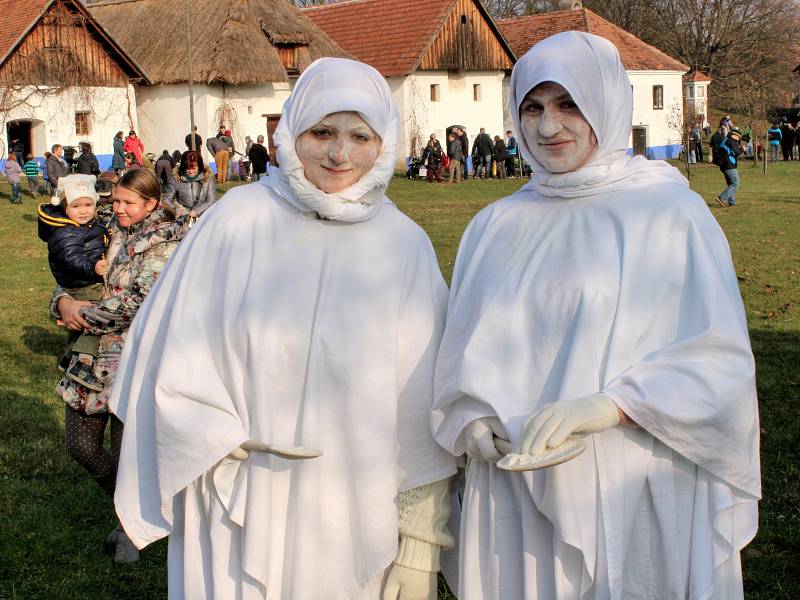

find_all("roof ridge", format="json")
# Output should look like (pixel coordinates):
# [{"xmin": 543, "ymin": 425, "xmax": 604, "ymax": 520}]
[{"xmin": 302, "ymin": 0, "xmax": 370, "ymax": 12}]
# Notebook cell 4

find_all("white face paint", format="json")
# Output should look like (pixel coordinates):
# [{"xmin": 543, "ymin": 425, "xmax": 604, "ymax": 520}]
[
  {"xmin": 295, "ymin": 111, "xmax": 382, "ymax": 194},
  {"xmin": 519, "ymin": 82, "xmax": 598, "ymax": 174}
]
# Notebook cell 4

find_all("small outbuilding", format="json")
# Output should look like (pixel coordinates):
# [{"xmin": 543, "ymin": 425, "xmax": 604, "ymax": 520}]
[{"xmin": 0, "ymin": 0, "xmax": 147, "ymax": 169}]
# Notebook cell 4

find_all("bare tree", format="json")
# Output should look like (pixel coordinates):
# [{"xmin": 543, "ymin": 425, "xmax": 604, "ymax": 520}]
[{"xmin": 582, "ymin": 0, "xmax": 800, "ymax": 114}]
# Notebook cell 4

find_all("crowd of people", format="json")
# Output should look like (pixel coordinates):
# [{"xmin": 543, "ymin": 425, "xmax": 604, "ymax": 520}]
[
  {"xmin": 3, "ymin": 124, "xmax": 275, "ymax": 207},
  {"xmin": 417, "ymin": 128, "xmax": 521, "ymax": 183}
]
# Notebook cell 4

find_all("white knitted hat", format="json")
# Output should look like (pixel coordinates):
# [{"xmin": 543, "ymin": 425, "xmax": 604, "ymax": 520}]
[{"xmin": 52, "ymin": 174, "xmax": 98, "ymax": 206}]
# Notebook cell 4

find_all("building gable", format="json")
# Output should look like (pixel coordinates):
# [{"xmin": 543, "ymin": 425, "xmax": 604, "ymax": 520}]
[
  {"xmin": 418, "ymin": 0, "xmax": 514, "ymax": 72},
  {"xmin": 0, "ymin": 0, "xmax": 146, "ymax": 86},
  {"xmin": 305, "ymin": 0, "xmax": 514, "ymax": 77}
]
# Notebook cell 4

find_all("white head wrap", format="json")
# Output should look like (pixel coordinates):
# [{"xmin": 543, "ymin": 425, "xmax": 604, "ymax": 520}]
[
  {"xmin": 267, "ymin": 57, "xmax": 400, "ymax": 222},
  {"xmin": 510, "ymin": 31, "xmax": 687, "ymax": 197}
]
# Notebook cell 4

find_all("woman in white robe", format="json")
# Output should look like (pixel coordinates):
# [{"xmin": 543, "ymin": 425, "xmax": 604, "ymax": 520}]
[
  {"xmin": 110, "ymin": 57, "xmax": 456, "ymax": 600},
  {"xmin": 432, "ymin": 32, "xmax": 760, "ymax": 600}
]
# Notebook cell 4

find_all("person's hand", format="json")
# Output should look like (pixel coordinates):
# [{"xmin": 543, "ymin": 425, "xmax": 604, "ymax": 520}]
[
  {"xmin": 58, "ymin": 297, "xmax": 92, "ymax": 331},
  {"xmin": 462, "ymin": 417, "xmax": 509, "ymax": 462},
  {"xmin": 94, "ymin": 259, "xmax": 108, "ymax": 276},
  {"xmin": 188, "ymin": 210, "xmax": 197, "ymax": 218},
  {"xmin": 382, "ymin": 564, "xmax": 436, "ymax": 600},
  {"xmin": 518, "ymin": 393, "xmax": 620, "ymax": 457}
]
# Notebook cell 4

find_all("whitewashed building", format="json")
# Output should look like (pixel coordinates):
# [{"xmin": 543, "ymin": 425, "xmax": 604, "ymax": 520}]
[
  {"xmin": 499, "ymin": 6, "xmax": 690, "ymax": 159},
  {"xmin": 0, "ymin": 0, "xmax": 146, "ymax": 170},
  {"xmin": 87, "ymin": 0, "xmax": 347, "ymax": 169},
  {"xmin": 305, "ymin": 0, "xmax": 516, "ymax": 168}
]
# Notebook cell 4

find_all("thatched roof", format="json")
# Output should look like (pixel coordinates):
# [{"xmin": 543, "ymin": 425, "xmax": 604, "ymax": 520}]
[{"xmin": 86, "ymin": 0, "xmax": 348, "ymax": 85}]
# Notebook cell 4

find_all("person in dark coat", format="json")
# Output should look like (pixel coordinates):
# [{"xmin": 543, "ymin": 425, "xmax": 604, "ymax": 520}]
[
  {"xmin": 162, "ymin": 150, "xmax": 217, "ymax": 218},
  {"xmin": 185, "ymin": 126, "xmax": 202, "ymax": 152},
  {"xmin": 779, "ymin": 118, "xmax": 794, "ymax": 161},
  {"xmin": 46, "ymin": 144, "xmax": 69, "ymax": 191},
  {"xmin": 154, "ymin": 150, "xmax": 175, "ymax": 189},
  {"xmin": 421, "ymin": 134, "xmax": 443, "ymax": 182},
  {"xmin": 11, "ymin": 138, "xmax": 25, "ymax": 166},
  {"xmin": 76, "ymin": 142, "xmax": 101, "ymax": 176},
  {"xmin": 111, "ymin": 131, "xmax": 126, "ymax": 172},
  {"xmin": 247, "ymin": 135, "xmax": 270, "ymax": 181},
  {"xmin": 709, "ymin": 126, "xmax": 725, "ymax": 166},
  {"xmin": 472, "ymin": 128, "xmax": 494, "ymax": 178},
  {"xmin": 492, "ymin": 135, "xmax": 508, "ymax": 179},
  {"xmin": 716, "ymin": 127, "xmax": 743, "ymax": 207}
]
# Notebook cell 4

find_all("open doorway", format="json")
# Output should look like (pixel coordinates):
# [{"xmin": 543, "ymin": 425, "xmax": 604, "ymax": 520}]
[
  {"xmin": 632, "ymin": 126, "xmax": 647, "ymax": 157},
  {"xmin": 6, "ymin": 120, "xmax": 32, "ymax": 163}
]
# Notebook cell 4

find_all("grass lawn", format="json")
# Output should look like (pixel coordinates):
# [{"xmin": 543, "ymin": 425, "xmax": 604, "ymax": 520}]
[{"xmin": 0, "ymin": 160, "xmax": 798, "ymax": 598}]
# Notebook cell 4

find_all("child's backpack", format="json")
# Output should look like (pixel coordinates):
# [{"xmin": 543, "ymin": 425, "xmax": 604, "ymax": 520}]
[
  {"xmin": 769, "ymin": 129, "xmax": 781, "ymax": 142},
  {"xmin": 37, "ymin": 203, "xmax": 72, "ymax": 242}
]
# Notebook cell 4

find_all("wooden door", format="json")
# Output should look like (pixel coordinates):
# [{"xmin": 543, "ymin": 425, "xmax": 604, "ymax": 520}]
[
  {"xmin": 632, "ymin": 126, "xmax": 647, "ymax": 157},
  {"xmin": 262, "ymin": 114, "xmax": 281, "ymax": 166}
]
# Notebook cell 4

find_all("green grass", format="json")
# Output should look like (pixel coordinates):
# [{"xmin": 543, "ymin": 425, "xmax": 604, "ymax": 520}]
[{"xmin": 1, "ymin": 162, "xmax": 798, "ymax": 598}]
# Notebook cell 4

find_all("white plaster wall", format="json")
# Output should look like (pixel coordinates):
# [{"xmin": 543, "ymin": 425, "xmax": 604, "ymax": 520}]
[
  {"xmin": 203, "ymin": 83, "xmax": 290, "ymax": 159},
  {"xmin": 2, "ymin": 84, "xmax": 137, "ymax": 165},
  {"xmin": 629, "ymin": 70, "xmax": 685, "ymax": 151},
  {"xmin": 391, "ymin": 70, "xmax": 506, "ymax": 167},
  {"xmin": 135, "ymin": 83, "xmax": 211, "ymax": 161},
  {"xmin": 135, "ymin": 82, "xmax": 290, "ymax": 165}
]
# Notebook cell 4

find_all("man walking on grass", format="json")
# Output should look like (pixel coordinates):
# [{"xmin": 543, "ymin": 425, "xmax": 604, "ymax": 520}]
[{"xmin": 716, "ymin": 127, "xmax": 743, "ymax": 208}]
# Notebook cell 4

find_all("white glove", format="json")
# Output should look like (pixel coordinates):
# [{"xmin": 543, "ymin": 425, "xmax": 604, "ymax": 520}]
[
  {"xmin": 462, "ymin": 417, "xmax": 509, "ymax": 462},
  {"xmin": 518, "ymin": 393, "xmax": 620, "ymax": 456},
  {"xmin": 382, "ymin": 564, "xmax": 436, "ymax": 600}
]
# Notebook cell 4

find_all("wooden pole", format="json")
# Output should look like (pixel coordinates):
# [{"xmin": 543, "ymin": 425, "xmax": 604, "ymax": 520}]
[
  {"xmin": 763, "ymin": 132, "xmax": 767, "ymax": 175},
  {"xmin": 185, "ymin": 0, "xmax": 196, "ymax": 151}
]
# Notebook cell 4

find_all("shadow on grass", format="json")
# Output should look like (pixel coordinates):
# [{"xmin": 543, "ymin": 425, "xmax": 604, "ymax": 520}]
[
  {"xmin": 21, "ymin": 325, "xmax": 65, "ymax": 359},
  {"xmin": 22, "ymin": 213, "xmax": 36, "ymax": 222},
  {"xmin": 743, "ymin": 327, "xmax": 800, "ymax": 599}
]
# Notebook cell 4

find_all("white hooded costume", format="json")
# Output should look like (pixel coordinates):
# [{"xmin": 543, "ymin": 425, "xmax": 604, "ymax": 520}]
[
  {"xmin": 110, "ymin": 58, "xmax": 456, "ymax": 599},
  {"xmin": 432, "ymin": 32, "xmax": 760, "ymax": 599}
]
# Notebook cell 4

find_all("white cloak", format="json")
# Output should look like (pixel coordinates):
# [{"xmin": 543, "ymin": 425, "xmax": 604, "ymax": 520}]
[
  {"xmin": 432, "ymin": 183, "xmax": 760, "ymax": 599},
  {"xmin": 111, "ymin": 182, "xmax": 456, "ymax": 599}
]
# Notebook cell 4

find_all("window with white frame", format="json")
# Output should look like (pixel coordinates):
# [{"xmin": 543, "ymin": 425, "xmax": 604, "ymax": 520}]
[{"xmin": 430, "ymin": 84, "xmax": 440, "ymax": 102}]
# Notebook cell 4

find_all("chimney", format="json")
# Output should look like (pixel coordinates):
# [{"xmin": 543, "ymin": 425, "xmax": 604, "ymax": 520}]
[{"xmin": 557, "ymin": 0, "xmax": 582, "ymax": 9}]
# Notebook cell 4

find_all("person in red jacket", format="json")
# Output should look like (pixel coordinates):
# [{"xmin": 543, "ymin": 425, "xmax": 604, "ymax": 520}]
[{"xmin": 123, "ymin": 130, "xmax": 144, "ymax": 166}]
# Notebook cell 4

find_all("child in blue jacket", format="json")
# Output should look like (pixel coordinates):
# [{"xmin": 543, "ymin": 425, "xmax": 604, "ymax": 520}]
[{"xmin": 38, "ymin": 174, "xmax": 108, "ymax": 391}]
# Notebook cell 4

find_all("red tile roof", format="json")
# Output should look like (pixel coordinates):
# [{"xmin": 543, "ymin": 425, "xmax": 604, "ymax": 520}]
[
  {"xmin": 0, "ymin": 0, "xmax": 51, "ymax": 64},
  {"xmin": 304, "ymin": 0, "xmax": 455, "ymax": 76},
  {"xmin": 683, "ymin": 71, "xmax": 712, "ymax": 82},
  {"xmin": 499, "ymin": 8, "xmax": 688, "ymax": 72}
]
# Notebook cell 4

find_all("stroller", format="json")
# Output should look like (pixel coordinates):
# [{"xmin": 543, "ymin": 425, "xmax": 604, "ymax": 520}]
[
  {"xmin": 406, "ymin": 157, "xmax": 425, "ymax": 179},
  {"xmin": 238, "ymin": 157, "xmax": 252, "ymax": 182}
]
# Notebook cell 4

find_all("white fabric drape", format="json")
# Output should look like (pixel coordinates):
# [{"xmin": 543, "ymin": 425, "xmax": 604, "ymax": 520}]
[
  {"xmin": 111, "ymin": 57, "xmax": 455, "ymax": 600},
  {"xmin": 433, "ymin": 31, "xmax": 760, "ymax": 600}
]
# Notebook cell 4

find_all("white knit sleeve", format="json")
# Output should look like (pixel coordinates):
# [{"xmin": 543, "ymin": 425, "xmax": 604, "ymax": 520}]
[{"xmin": 394, "ymin": 477, "xmax": 454, "ymax": 572}]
